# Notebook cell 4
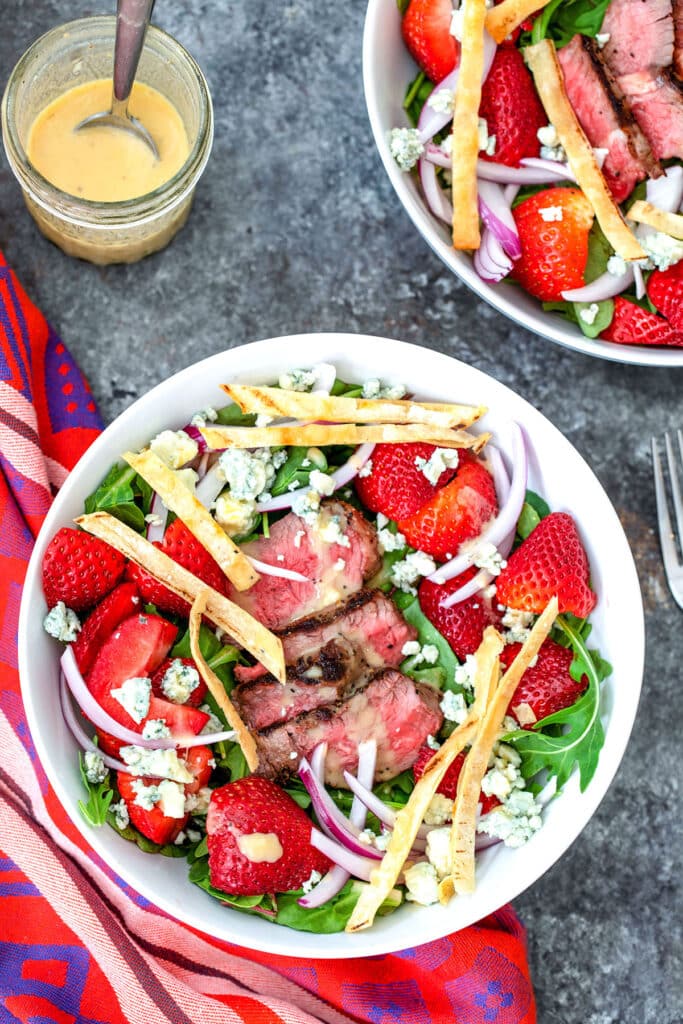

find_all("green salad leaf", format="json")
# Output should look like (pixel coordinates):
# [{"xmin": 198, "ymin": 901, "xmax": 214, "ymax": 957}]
[
  {"xmin": 403, "ymin": 70, "xmax": 434, "ymax": 127},
  {"xmin": 83, "ymin": 462, "xmax": 149, "ymax": 533},
  {"xmin": 214, "ymin": 403, "xmax": 257, "ymax": 427},
  {"xmin": 394, "ymin": 591, "xmax": 460, "ymax": 691},
  {"xmin": 529, "ymin": 0, "xmax": 610, "ymax": 48},
  {"xmin": 78, "ymin": 753, "xmax": 114, "ymax": 826}
]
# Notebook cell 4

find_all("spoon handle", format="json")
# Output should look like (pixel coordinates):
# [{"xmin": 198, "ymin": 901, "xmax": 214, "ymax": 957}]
[{"xmin": 111, "ymin": 0, "xmax": 156, "ymax": 114}]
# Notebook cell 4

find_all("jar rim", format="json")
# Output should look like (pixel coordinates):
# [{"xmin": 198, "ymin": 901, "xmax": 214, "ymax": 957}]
[{"xmin": 1, "ymin": 15, "xmax": 214, "ymax": 228}]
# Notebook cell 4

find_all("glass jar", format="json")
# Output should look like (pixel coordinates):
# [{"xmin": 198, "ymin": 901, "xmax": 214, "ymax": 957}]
[{"xmin": 1, "ymin": 16, "xmax": 213, "ymax": 264}]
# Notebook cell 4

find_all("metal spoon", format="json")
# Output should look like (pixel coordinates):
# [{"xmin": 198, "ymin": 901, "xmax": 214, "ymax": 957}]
[{"xmin": 76, "ymin": 0, "xmax": 159, "ymax": 159}]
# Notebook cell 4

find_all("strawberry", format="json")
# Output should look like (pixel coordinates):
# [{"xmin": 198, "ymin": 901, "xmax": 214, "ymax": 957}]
[
  {"xmin": 418, "ymin": 572, "xmax": 501, "ymax": 659},
  {"xmin": 512, "ymin": 188, "xmax": 594, "ymax": 301},
  {"xmin": 72, "ymin": 582, "xmax": 140, "ymax": 675},
  {"xmin": 412, "ymin": 746, "xmax": 499, "ymax": 814},
  {"xmin": 97, "ymin": 697, "xmax": 210, "ymax": 759},
  {"xmin": 501, "ymin": 638, "xmax": 587, "ymax": 726},
  {"xmin": 479, "ymin": 48, "xmax": 545, "ymax": 167},
  {"xmin": 496, "ymin": 512, "xmax": 596, "ymax": 618},
  {"xmin": 600, "ymin": 297, "xmax": 683, "ymax": 347},
  {"xmin": 354, "ymin": 442, "xmax": 458, "ymax": 521},
  {"xmin": 42, "ymin": 527, "xmax": 126, "ymax": 612},
  {"xmin": 647, "ymin": 260, "xmax": 683, "ymax": 330},
  {"xmin": 150, "ymin": 657, "xmax": 208, "ymax": 707},
  {"xmin": 126, "ymin": 518, "xmax": 228, "ymax": 616},
  {"xmin": 397, "ymin": 454, "xmax": 498, "ymax": 561},
  {"xmin": 402, "ymin": 0, "xmax": 459, "ymax": 83},
  {"xmin": 207, "ymin": 777, "xmax": 330, "ymax": 896}
]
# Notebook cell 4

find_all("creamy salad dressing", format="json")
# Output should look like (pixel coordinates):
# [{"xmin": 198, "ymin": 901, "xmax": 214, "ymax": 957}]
[{"xmin": 236, "ymin": 832, "xmax": 283, "ymax": 864}]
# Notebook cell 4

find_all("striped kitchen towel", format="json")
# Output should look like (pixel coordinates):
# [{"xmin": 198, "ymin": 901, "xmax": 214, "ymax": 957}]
[{"xmin": 0, "ymin": 249, "xmax": 537, "ymax": 1024}]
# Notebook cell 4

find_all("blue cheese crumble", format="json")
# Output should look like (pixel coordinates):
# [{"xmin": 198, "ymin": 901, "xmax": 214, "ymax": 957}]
[
  {"xmin": 390, "ymin": 550, "xmax": 437, "ymax": 593},
  {"xmin": 319, "ymin": 513, "xmax": 350, "ymax": 548},
  {"xmin": 638, "ymin": 232, "xmax": 683, "ymax": 272},
  {"xmin": 358, "ymin": 458, "xmax": 373, "ymax": 479},
  {"xmin": 378, "ymin": 525, "xmax": 407, "ymax": 553},
  {"xmin": 161, "ymin": 659, "xmax": 200, "ymax": 704},
  {"xmin": 440, "ymin": 690, "xmax": 468, "ymax": 724},
  {"xmin": 43, "ymin": 602, "xmax": 81, "ymax": 642},
  {"xmin": 190, "ymin": 407, "xmax": 218, "ymax": 428},
  {"xmin": 415, "ymin": 447, "xmax": 459, "ymax": 486},
  {"xmin": 292, "ymin": 489, "xmax": 321, "ymax": 525},
  {"xmin": 119, "ymin": 745, "xmax": 192, "ymax": 784},
  {"xmin": 110, "ymin": 676, "xmax": 151, "ymax": 725},
  {"xmin": 309, "ymin": 469, "xmax": 335, "ymax": 496},
  {"xmin": 83, "ymin": 750, "xmax": 107, "ymax": 785},
  {"xmin": 362, "ymin": 377, "xmax": 407, "ymax": 400},
  {"xmin": 279, "ymin": 368, "xmax": 317, "ymax": 391},
  {"xmin": 579, "ymin": 302, "xmax": 600, "ymax": 325},
  {"xmin": 111, "ymin": 799, "xmax": 129, "ymax": 830},
  {"xmin": 454, "ymin": 653, "xmax": 478, "ymax": 691},
  {"xmin": 388, "ymin": 128, "xmax": 424, "ymax": 172},
  {"xmin": 302, "ymin": 869, "xmax": 322, "ymax": 894},
  {"xmin": 141, "ymin": 718, "xmax": 171, "ymax": 740},
  {"xmin": 214, "ymin": 494, "xmax": 257, "ymax": 537},
  {"xmin": 537, "ymin": 124, "xmax": 566, "ymax": 163},
  {"xmin": 607, "ymin": 254, "xmax": 627, "ymax": 276},
  {"xmin": 404, "ymin": 862, "xmax": 439, "ymax": 905},
  {"xmin": 150, "ymin": 429, "xmax": 198, "ymax": 469},
  {"xmin": 472, "ymin": 541, "xmax": 507, "ymax": 575},
  {"xmin": 219, "ymin": 448, "xmax": 276, "ymax": 502},
  {"xmin": 427, "ymin": 87, "xmax": 454, "ymax": 114},
  {"xmin": 539, "ymin": 206, "xmax": 564, "ymax": 223},
  {"xmin": 477, "ymin": 790, "xmax": 543, "ymax": 848},
  {"xmin": 501, "ymin": 607, "xmax": 534, "ymax": 643}
]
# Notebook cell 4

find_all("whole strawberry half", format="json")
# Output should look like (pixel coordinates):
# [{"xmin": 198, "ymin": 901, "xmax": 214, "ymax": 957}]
[
  {"xmin": 496, "ymin": 512, "xmax": 596, "ymax": 618},
  {"xmin": 207, "ymin": 777, "xmax": 330, "ymax": 896},
  {"xmin": 355, "ymin": 442, "xmax": 458, "ymax": 522},
  {"xmin": 398, "ymin": 453, "xmax": 498, "ymax": 561},
  {"xmin": 512, "ymin": 188, "xmax": 594, "ymax": 301},
  {"xmin": 42, "ymin": 527, "xmax": 126, "ymax": 612},
  {"xmin": 72, "ymin": 582, "xmax": 140, "ymax": 675},
  {"xmin": 501, "ymin": 638, "xmax": 588, "ymax": 726},
  {"xmin": 413, "ymin": 746, "xmax": 499, "ymax": 814},
  {"xmin": 647, "ymin": 260, "xmax": 683, "ymax": 331},
  {"xmin": 600, "ymin": 297, "xmax": 683, "ymax": 347},
  {"xmin": 126, "ymin": 518, "xmax": 227, "ymax": 616},
  {"xmin": 419, "ymin": 571, "xmax": 501, "ymax": 660},
  {"xmin": 479, "ymin": 48, "xmax": 545, "ymax": 167},
  {"xmin": 402, "ymin": 0, "xmax": 459, "ymax": 83}
]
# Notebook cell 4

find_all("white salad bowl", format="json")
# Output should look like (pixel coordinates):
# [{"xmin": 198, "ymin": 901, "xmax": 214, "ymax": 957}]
[
  {"xmin": 19, "ymin": 333, "xmax": 644, "ymax": 957},
  {"xmin": 363, "ymin": 0, "xmax": 683, "ymax": 369}
]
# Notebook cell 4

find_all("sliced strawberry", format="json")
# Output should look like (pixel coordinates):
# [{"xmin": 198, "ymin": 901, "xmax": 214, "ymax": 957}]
[
  {"xmin": 72, "ymin": 583, "xmax": 140, "ymax": 675},
  {"xmin": 412, "ymin": 746, "xmax": 499, "ymax": 814},
  {"xmin": 207, "ymin": 777, "xmax": 330, "ymax": 896},
  {"xmin": 116, "ymin": 771, "xmax": 186, "ymax": 845},
  {"xmin": 501, "ymin": 638, "xmax": 588, "ymax": 726},
  {"xmin": 126, "ymin": 519, "xmax": 228, "ymax": 616},
  {"xmin": 600, "ymin": 296, "xmax": 683, "ymax": 347},
  {"xmin": 183, "ymin": 744, "xmax": 214, "ymax": 795},
  {"xmin": 355, "ymin": 442, "xmax": 458, "ymax": 522},
  {"xmin": 647, "ymin": 260, "xmax": 683, "ymax": 330},
  {"xmin": 512, "ymin": 187, "xmax": 594, "ymax": 301},
  {"xmin": 402, "ymin": 0, "xmax": 459, "ymax": 83},
  {"xmin": 150, "ymin": 657, "xmax": 207, "ymax": 707},
  {"xmin": 496, "ymin": 512, "xmax": 596, "ymax": 618},
  {"xmin": 418, "ymin": 572, "xmax": 501, "ymax": 659},
  {"xmin": 42, "ymin": 527, "xmax": 126, "ymax": 612},
  {"xmin": 397, "ymin": 454, "xmax": 498, "ymax": 561},
  {"xmin": 479, "ymin": 48, "xmax": 545, "ymax": 167},
  {"xmin": 87, "ymin": 613, "xmax": 177, "ymax": 719}
]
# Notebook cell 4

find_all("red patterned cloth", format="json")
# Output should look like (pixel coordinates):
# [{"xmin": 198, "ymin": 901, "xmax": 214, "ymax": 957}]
[{"xmin": 0, "ymin": 250, "xmax": 537, "ymax": 1024}]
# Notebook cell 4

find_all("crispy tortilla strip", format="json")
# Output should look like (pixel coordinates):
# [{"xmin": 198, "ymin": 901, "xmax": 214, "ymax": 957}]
[
  {"xmin": 345, "ymin": 627, "xmax": 503, "ymax": 933},
  {"xmin": 451, "ymin": 0, "xmax": 488, "ymax": 250},
  {"xmin": 523, "ymin": 40, "xmax": 645, "ymax": 261},
  {"xmin": 201, "ymin": 423, "xmax": 489, "ymax": 452},
  {"xmin": 76, "ymin": 512, "xmax": 285, "ymax": 683},
  {"xmin": 485, "ymin": 0, "xmax": 548, "ymax": 44},
  {"xmin": 190, "ymin": 590, "xmax": 259, "ymax": 772},
  {"xmin": 222, "ymin": 384, "xmax": 487, "ymax": 429},
  {"xmin": 439, "ymin": 596, "xmax": 559, "ymax": 902},
  {"xmin": 627, "ymin": 200, "xmax": 683, "ymax": 240},
  {"xmin": 123, "ymin": 450, "xmax": 258, "ymax": 593}
]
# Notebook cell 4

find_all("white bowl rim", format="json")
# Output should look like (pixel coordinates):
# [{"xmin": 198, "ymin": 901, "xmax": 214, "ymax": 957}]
[
  {"xmin": 18, "ymin": 332, "xmax": 645, "ymax": 958},
  {"xmin": 362, "ymin": 0, "xmax": 683, "ymax": 369}
]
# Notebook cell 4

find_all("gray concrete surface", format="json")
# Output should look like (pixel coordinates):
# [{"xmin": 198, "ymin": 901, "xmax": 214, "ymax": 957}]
[{"xmin": 2, "ymin": 2, "xmax": 681, "ymax": 1020}]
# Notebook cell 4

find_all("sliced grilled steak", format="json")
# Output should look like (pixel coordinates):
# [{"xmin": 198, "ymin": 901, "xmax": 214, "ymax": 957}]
[
  {"xmin": 233, "ymin": 638, "xmax": 369, "ymax": 731},
  {"xmin": 558, "ymin": 35, "xmax": 659, "ymax": 201},
  {"xmin": 228, "ymin": 500, "xmax": 381, "ymax": 630},
  {"xmin": 255, "ymin": 669, "xmax": 444, "ymax": 787},
  {"xmin": 675, "ymin": 0, "xmax": 683, "ymax": 77},
  {"xmin": 602, "ymin": 0, "xmax": 674, "ymax": 77},
  {"xmin": 617, "ymin": 69, "xmax": 683, "ymax": 159}
]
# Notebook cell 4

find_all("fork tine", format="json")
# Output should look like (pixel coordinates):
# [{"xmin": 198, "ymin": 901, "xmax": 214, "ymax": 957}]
[
  {"xmin": 652, "ymin": 437, "xmax": 683, "ymax": 588},
  {"xmin": 665, "ymin": 431, "xmax": 683, "ymax": 554}
]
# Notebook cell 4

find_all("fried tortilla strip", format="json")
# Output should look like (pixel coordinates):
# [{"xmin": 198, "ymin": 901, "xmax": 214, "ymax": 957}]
[
  {"xmin": 345, "ymin": 627, "xmax": 503, "ymax": 933},
  {"xmin": 222, "ymin": 384, "xmax": 487, "ymax": 429},
  {"xmin": 524, "ymin": 40, "xmax": 645, "ymax": 261},
  {"xmin": 439, "ymin": 596, "xmax": 559, "ymax": 902},
  {"xmin": 201, "ymin": 423, "xmax": 489, "ymax": 452},
  {"xmin": 627, "ymin": 201, "xmax": 683, "ymax": 241},
  {"xmin": 451, "ymin": 0, "xmax": 488, "ymax": 250},
  {"xmin": 76, "ymin": 512, "xmax": 285, "ymax": 683},
  {"xmin": 190, "ymin": 590, "xmax": 259, "ymax": 771},
  {"xmin": 123, "ymin": 449, "xmax": 258, "ymax": 592},
  {"xmin": 485, "ymin": 0, "xmax": 549, "ymax": 44}
]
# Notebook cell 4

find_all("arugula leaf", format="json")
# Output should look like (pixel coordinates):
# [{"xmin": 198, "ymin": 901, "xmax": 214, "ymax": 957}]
[
  {"xmin": 214, "ymin": 403, "xmax": 257, "ymax": 427},
  {"xmin": 77, "ymin": 754, "xmax": 114, "ymax": 826},
  {"xmin": 530, "ymin": 0, "xmax": 609, "ymax": 48},
  {"xmin": 403, "ymin": 70, "xmax": 434, "ymax": 127},
  {"xmin": 394, "ymin": 592, "xmax": 459, "ymax": 690},
  {"xmin": 504, "ymin": 615, "xmax": 608, "ymax": 792}
]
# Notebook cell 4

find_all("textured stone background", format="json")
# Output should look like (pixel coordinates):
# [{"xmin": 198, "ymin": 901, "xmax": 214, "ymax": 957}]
[{"xmin": 2, "ymin": 1, "xmax": 682, "ymax": 1020}]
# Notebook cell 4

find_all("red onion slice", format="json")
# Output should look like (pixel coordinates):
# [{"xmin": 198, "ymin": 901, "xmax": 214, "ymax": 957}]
[
  {"xmin": 310, "ymin": 829, "xmax": 376, "ymax": 881},
  {"xmin": 60, "ymin": 674, "xmax": 131, "ymax": 773},
  {"xmin": 520, "ymin": 158, "xmax": 576, "ymax": 183},
  {"xmin": 427, "ymin": 420, "xmax": 527, "ymax": 586},
  {"xmin": 477, "ymin": 180, "xmax": 521, "ymax": 259},
  {"xmin": 646, "ymin": 165, "xmax": 683, "ymax": 213},
  {"xmin": 182, "ymin": 424, "xmax": 208, "ymax": 453},
  {"xmin": 246, "ymin": 556, "xmax": 309, "ymax": 583},
  {"xmin": 350, "ymin": 740, "xmax": 377, "ymax": 828},
  {"xmin": 474, "ymin": 228, "xmax": 512, "ymax": 283},
  {"xmin": 195, "ymin": 463, "xmax": 225, "ymax": 509},
  {"xmin": 256, "ymin": 442, "xmax": 375, "ymax": 513},
  {"xmin": 299, "ymin": 758, "xmax": 383, "ymax": 860},
  {"xmin": 475, "ymin": 159, "xmax": 573, "ymax": 185},
  {"xmin": 342, "ymin": 771, "xmax": 432, "ymax": 841},
  {"xmin": 562, "ymin": 266, "xmax": 634, "ymax": 303},
  {"xmin": 418, "ymin": 156, "xmax": 453, "ymax": 225},
  {"xmin": 145, "ymin": 491, "xmax": 167, "ymax": 544},
  {"xmin": 633, "ymin": 262, "xmax": 645, "ymax": 300},
  {"xmin": 486, "ymin": 444, "xmax": 511, "ymax": 505},
  {"xmin": 417, "ymin": 32, "xmax": 497, "ymax": 144}
]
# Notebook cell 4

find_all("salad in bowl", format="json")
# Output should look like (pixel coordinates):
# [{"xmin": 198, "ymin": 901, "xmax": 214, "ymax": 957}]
[
  {"xmin": 364, "ymin": 0, "xmax": 683, "ymax": 365},
  {"xmin": 19, "ymin": 335, "xmax": 643, "ymax": 956}
]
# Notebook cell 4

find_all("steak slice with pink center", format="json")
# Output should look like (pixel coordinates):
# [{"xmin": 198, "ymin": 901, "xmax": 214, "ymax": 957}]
[
  {"xmin": 675, "ymin": 0, "xmax": 683, "ymax": 77},
  {"xmin": 616, "ymin": 69, "xmax": 683, "ymax": 159},
  {"xmin": 558, "ymin": 35, "xmax": 659, "ymax": 201},
  {"xmin": 255, "ymin": 669, "xmax": 444, "ymax": 787},
  {"xmin": 601, "ymin": 0, "xmax": 674, "ymax": 77},
  {"xmin": 233, "ymin": 637, "xmax": 369, "ymax": 731},
  {"xmin": 227, "ymin": 500, "xmax": 381, "ymax": 630}
]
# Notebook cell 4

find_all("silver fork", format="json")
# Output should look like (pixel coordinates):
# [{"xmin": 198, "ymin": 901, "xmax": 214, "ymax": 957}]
[{"xmin": 652, "ymin": 431, "xmax": 683, "ymax": 610}]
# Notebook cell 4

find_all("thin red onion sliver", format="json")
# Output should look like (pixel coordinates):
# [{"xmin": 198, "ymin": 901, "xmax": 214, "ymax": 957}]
[
  {"xmin": 60, "ymin": 674, "xmax": 131, "ymax": 773},
  {"xmin": 476, "ymin": 158, "xmax": 574, "ymax": 185},
  {"xmin": 419, "ymin": 156, "xmax": 452, "ymax": 225},
  {"xmin": 256, "ymin": 442, "xmax": 375, "ymax": 514},
  {"xmin": 477, "ymin": 180, "xmax": 521, "ymax": 260},
  {"xmin": 474, "ymin": 228, "xmax": 512, "ymax": 283},
  {"xmin": 350, "ymin": 740, "xmax": 377, "ymax": 828},
  {"xmin": 310, "ymin": 828, "xmax": 376, "ymax": 881},
  {"xmin": 246, "ymin": 556, "xmax": 309, "ymax": 583},
  {"xmin": 342, "ymin": 771, "xmax": 432, "ymax": 841},
  {"xmin": 646, "ymin": 165, "xmax": 683, "ymax": 213},
  {"xmin": 145, "ymin": 491, "xmax": 167, "ymax": 544},
  {"xmin": 417, "ymin": 32, "xmax": 497, "ymax": 144},
  {"xmin": 195, "ymin": 463, "xmax": 225, "ymax": 509},
  {"xmin": 562, "ymin": 265, "xmax": 634, "ymax": 303},
  {"xmin": 298, "ymin": 864, "xmax": 350, "ymax": 908},
  {"xmin": 182, "ymin": 423, "xmax": 208, "ymax": 452},
  {"xmin": 633, "ymin": 262, "xmax": 645, "ymax": 300},
  {"xmin": 519, "ymin": 158, "xmax": 576, "ymax": 183},
  {"xmin": 299, "ymin": 759, "xmax": 383, "ymax": 859},
  {"xmin": 426, "ymin": 420, "xmax": 527, "ymax": 586}
]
